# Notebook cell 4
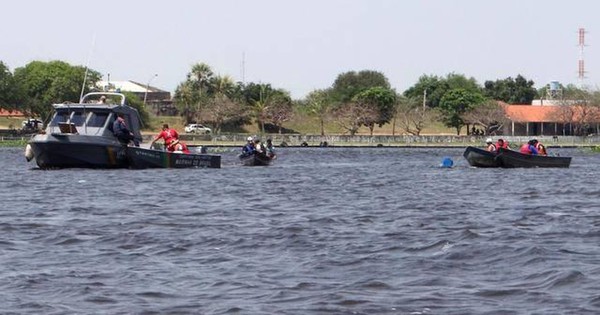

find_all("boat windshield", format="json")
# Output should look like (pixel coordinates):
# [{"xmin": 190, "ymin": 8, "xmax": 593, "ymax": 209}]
[
  {"xmin": 88, "ymin": 112, "xmax": 109, "ymax": 127},
  {"xmin": 71, "ymin": 111, "xmax": 86, "ymax": 126},
  {"xmin": 49, "ymin": 112, "xmax": 71, "ymax": 126}
]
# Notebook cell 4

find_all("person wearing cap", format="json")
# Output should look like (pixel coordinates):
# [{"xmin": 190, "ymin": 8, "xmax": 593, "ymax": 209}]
[
  {"xmin": 519, "ymin": 140, "xmax": 539, "ymax": 155},
  {"xmin": 532, "ymin": 139, "xmax": 547, "ymax": 156},
  {"xmin": 242, "ymin": 136, "xmax": 256, "ymax": 155},
  {"xmin": 150, "ymin": 123, "xmax": 179, "ymax": 151},
  {"xmin": 485, "ymin": 138, "xmax": 497, "ymax": 152}
]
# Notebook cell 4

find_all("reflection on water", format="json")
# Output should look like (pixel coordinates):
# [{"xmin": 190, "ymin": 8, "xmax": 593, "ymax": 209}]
[{"xmin": 2, "ymin": 147, "xmax": 600, "ymax": 314}]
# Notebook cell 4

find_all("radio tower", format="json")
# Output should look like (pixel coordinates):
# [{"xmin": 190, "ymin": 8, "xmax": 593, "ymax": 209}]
[{"xmin": 578, "ymin": 27, "xmax": 586, "ymax": 87}]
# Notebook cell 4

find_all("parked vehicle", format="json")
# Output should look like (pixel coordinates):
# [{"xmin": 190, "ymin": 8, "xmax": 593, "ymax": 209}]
[{"xmin": 184, "ymin": 124, "xmax": 211, "ymax": 134}]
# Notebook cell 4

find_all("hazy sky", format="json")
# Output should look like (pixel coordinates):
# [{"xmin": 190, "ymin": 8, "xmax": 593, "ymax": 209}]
[{"xmin": 2, "ymin": 0, "xmax": 599, "ymax": 99}]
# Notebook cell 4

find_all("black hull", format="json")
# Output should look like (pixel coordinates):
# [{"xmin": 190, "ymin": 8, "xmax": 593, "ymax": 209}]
[
  {"xmin": 463, "ymin": 146, "xmax": 500, "ymax": 167},
  {"xmin": 496, "ymin": 148, "xmax": 571, "ymax": 168},
  {"xmin": 127, "ymin": 147, "xmax": 221, "ymax": 169},
  {"xmin": 239, "ymin": 153, "xmax": 273, "ymax": 166},
  {"xmin": 29, "ymin": 135, "xmax": 127, "ymax": 169}
]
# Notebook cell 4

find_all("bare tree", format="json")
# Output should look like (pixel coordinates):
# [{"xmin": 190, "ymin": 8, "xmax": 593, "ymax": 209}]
[
  {"xmin": 332, "ymin": 102, "xmax": 378, "ymax": 136},
  {"xmin": 462, "ymin": 100, "xmax": 509, "ymax": 135},
  {"xmin": 204, "ymin": 95, "xmax": 244, "ymax": 134},
  {"xmin": 552, "ymin": 89, "xmax": 600, "ymax": 135},
  {"xmin": 265, "ymin": 97, "xmax": 294, "ymax": 134},
  {"xmin": 393, "ymin": 97, "xmax": 436, "ymax": 135}
]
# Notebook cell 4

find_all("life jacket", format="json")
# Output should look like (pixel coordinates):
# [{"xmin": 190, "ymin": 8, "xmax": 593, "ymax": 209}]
[
  {"xmin": 520, "ymin": 143, "xmax": 533, "ymax": 154},
  {"xmin": 496, "ymin": 140, "xmax": 509, "ymax": 149}
]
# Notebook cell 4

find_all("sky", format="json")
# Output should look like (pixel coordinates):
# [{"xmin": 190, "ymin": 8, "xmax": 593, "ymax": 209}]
[{"xmin": 2, "ymin": 0, "xmax": 600, "ymax": 99}]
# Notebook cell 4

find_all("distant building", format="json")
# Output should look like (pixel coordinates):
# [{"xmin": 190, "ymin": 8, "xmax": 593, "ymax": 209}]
[
  {"xmin": 96, "ymin": 80, "xmax": 177, "ymax": 116},
  {"xmin": 0, "ymin": 108, "xmax": 26, "ymax": 117},
  {"xmin": 500, "ymin": 101, "xmax": 600, "ymax": 136}
]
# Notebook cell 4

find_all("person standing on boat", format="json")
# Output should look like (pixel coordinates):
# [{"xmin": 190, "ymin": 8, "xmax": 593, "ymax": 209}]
[
  {"xmin": 485, "ymin": 138, "xmax": 497, "ymax": 152},
  {"xmin": 113, "ymin": 113, "xmax": 139, "ymax": 146},
  {"xmin": 150, "ymin": 124, "xmax": 179, "ymax": 151},
  {"xmin": 532, "ymin": 139, "xmax": 547, "ymax": 156},
  {"xmin": 519, "ymin": 140, "xmax": 539, "ymax": 155}
]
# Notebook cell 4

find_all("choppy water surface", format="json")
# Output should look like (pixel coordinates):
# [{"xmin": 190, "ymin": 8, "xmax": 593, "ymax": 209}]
[{"xmin": 2, "ymin": 146, "xmax": 600, "ymax": 314}]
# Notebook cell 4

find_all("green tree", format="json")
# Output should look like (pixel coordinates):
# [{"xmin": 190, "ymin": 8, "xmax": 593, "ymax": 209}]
[
  {"xmin": 352, "ymin": 87, "xmax": 397, "ymax": 135},
  {"xmin": 304, "ymin": 89, "xmax": 331, "ymax": 135},
  {"xmin": 483, "ymin": 74, "xmax": 538, "ymax": 104},
  {"xmin": 330, "ymin": 70, "xmax": 390, "ymax": 103},
  {"xmin": 439, "ymin": 88, "xmax": 486, "ymax": 135},
  {"xmin": 121, "ymin": 92, "xmax": 151, "ymax": 128},
  {"xmin": 174, "ymin": 62, "xmax": 214, "ymax": 124},
  {"xmin": 404, "ymin": 73, "xmax": 482, "ymax": 108},
  {"xmin": 13, "ymin": 60, "xmax": 101, "ymax": 121},
  {"xmin": 0, "ymin": 61, "xmax": 20, "ymax": 110}
]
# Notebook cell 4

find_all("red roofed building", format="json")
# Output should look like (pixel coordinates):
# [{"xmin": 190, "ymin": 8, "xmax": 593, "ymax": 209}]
[
  {"xmin": 0, "ymin": 108, "xmax": 26, "ymax": 117},
  {"xmin": 500, "ymin": 101, "xmax": 600, "ymax": 136}
]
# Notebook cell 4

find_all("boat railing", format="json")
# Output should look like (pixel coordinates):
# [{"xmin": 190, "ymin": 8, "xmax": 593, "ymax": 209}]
[{"xmin": 80, "ymin": 92, "xmax": 126, "ymax": 105}]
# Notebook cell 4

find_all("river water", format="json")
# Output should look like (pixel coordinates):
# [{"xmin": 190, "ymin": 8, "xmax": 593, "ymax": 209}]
[{"xmin": 2, "ymin": 146, "xmax": 600, "ymax": 314}]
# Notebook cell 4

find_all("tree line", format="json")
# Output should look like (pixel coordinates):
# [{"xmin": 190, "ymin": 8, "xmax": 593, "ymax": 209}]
[{"xmin": 1, "ymin": 59, "xmax": 597, "ymax": 135}]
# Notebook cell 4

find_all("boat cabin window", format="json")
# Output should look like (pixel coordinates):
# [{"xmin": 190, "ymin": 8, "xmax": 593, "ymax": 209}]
[
  {"xmin": 49, "ymin": 112, "xmax": 71, "ymax": 126},
  {"xmin": 88, "ymin": 112, "xmax": 109, "ymax": 128},
  {"xmin": 70, "ymin": 111, "xmax": 86, "ymax": 126}
]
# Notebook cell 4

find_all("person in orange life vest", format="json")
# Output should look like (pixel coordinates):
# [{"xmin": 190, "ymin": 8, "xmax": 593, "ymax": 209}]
[
  {"xmin": 485, "ymin": 138, "xmax": 497, "ymax": 152},
  {"xmin": 496, "ymin": 138, "xmax": 509, "ymax": 150},
  {"xmin": 169, "ymin": 139, "xmax": 190, "ymax": 154},
  {"xmin": 150, "ymin": 124, "xmax": 179, "ymax": 150},
  {"xmin": 520, "ymin": 140, "xmax": 539, "ymax": 155},
  {"xmin": 532, "ymin": 139, "xmax": 547, "ymax": 156}
]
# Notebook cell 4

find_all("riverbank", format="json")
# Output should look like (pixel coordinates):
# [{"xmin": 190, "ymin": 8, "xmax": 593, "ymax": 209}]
[{"xmin": 4, "ymin": 134, "xmax": 600, "ymax": 148}]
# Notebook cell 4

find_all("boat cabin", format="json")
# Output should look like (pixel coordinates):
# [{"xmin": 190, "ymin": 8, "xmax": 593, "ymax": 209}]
[{"xmin": 45, "ymin": 92, "xmax": 143, "ymax": 139}]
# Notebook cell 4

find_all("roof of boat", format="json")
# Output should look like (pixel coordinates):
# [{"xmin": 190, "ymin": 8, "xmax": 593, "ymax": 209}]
[{"xmin": 52, "ymin": 92, "xmax": 128, "ymax": 109}]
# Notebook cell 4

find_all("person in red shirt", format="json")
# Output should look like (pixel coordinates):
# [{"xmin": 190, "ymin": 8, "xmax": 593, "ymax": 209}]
[{"xmin": 150, "ymin": 124, "xmax": 180, "ymax": 151}]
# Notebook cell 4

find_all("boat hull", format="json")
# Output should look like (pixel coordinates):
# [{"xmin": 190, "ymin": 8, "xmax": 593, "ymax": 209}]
[
  {"xmin": 239, "ymin": 153, "xmax": 273, "ymax": 166},
  {"xmin": 463, "ymin": 146, "xmax": 500, "ymax": 167},
  {"xmin": 496, "ymin": 148, "xmax": 571, "ymax": 168},
  {"xmin": 127, "ymin": 147, "xmax": 221, "ymax": 169},
  {"xmin": 29, "ymin": 134, "xmax": 128, "ymax": 169}
]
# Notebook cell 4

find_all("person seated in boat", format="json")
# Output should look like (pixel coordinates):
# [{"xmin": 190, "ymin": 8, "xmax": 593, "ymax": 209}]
[
  {"xmin": 532, "ymin": 139, "xmax": 547, "ymax": 156},
  {"xmin": 496, "ymin": 138, "xmax": 509, "ymax": 150},
  {"xmin": 265, "ymin": 138, "xmax": 276, "ymax": 158},
  {"xmin": 113, "ymin": 113, "xmax": 139, "ymax": 146},
  {"xmin": 98, "ymin": 95, "xmax": 106, "ymax": 104},
  {"xmin": 485, "ymin": 138, "xmax": 497, "ymax": 152},
  {"xmin": 254, "ymin": 136, "xmax": 266, "ymax": 155},
  {"xmin": 169, "ymin": 139, "xmax": 190, "ymax": 154},
  {"xmin": 150, "ymin": 124, "xmax": 179, "ymax": 151},
  {"xmin": 242, "ymin": 136, "xmax": 256, "ymax": 155},
  {"xmin": 519, "ymin": 140, "xmax": 539, "ymax": 155}
]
